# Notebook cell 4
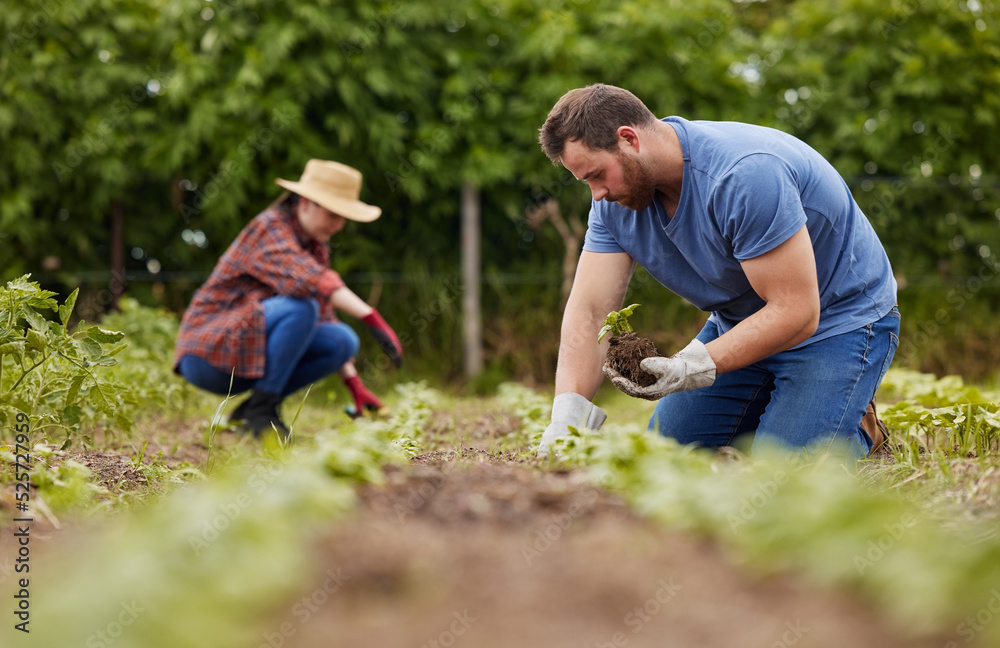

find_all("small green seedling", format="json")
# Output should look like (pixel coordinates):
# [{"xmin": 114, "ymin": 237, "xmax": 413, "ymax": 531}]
[{"xmin": 598, "ymin": 303, "xmax": 641, "ymax": 343}]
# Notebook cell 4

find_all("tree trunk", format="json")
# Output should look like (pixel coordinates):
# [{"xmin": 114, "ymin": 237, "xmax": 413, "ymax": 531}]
[
  {"xmin": 110, "ymin": 199, "xmax": 124, "ymax": 312},
  {"xmin": 461, "ymin": 181, "xmax": 483, "ymax": 378},
  {"xmin": 525, "ymin": 199, "xmax": 584, "ymax": 308}
]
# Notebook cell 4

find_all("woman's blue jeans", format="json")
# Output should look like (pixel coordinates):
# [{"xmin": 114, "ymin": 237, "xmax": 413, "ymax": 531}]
[
  {"xmin": 178, "ymin": 296, "xmax": 360, "ymax": 397},
  {"xmin": 650, "ymin": 307, "xmax": 900, "ymax": 460}
]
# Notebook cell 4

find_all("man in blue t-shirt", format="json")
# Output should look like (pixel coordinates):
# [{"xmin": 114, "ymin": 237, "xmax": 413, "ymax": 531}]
[{"xmin": 536, "ymin": 83, "xmax": 899, "ymax": 460}]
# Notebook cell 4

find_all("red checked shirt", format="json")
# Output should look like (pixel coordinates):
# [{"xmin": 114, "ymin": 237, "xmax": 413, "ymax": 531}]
[{"xmin": 174, "ymin": 203, "xmax": 345, "ymax": 379}]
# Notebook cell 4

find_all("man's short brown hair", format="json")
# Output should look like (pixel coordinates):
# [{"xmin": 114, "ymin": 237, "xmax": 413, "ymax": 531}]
[{"xmin": 538, "ymin": 84, "xmax": 658, "ymax": 164}]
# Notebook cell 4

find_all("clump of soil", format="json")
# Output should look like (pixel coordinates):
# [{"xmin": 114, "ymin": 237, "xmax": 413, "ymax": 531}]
[{"xmin": 606, "ymin": 332, "xmax": 660, "ymax": 387}]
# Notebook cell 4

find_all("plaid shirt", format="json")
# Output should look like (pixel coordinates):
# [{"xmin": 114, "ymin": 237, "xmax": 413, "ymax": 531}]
[{"xmin": 174, "ymin": 204, "xmax": 345, "ymax": 379}]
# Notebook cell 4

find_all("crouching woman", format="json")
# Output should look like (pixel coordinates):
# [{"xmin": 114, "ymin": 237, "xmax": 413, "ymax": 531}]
[{"xmin": 173, "ymin": 159, "xmax": 402, "ymax": 438}]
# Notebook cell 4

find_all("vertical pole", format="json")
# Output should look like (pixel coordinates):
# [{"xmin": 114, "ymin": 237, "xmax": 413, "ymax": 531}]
[
  {"xmin": 110, "ymin": 199, "xmax": 124, "ymax": 312},
  {"xmin": 461, "ymin": 181, "xmax": 483, "ymax": 378}
]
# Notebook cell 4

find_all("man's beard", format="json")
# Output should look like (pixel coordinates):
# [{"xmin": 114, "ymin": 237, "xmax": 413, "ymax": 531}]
[{"xmin": 610, "ymin": 150, "xmax": 657, "ymax": 211}]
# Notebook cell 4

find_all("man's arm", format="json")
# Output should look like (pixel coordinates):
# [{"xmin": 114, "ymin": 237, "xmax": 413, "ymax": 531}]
[
  {"xmin": 554, "ymin": 250, "xmax": 637, "ymax": 398},
  {"xmin": 704, "ymin": 225, "xmax": 820, "ymax": 374}
]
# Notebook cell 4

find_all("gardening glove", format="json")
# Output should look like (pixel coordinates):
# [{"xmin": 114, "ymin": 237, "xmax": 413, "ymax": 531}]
[
  {"xmin": 343, "ymin": 374, "xmax": 384, "ymax": 417},
  {"xmin": 605, "ymin": 339, "xmax": 716, "ymax": 401},
  {"xmin": 537, "ymin": 392, "xmax": 607, "ymax": 457},
  {"xmin": 362, "ymin": 309, "xmax": 403, "ymax": 368}
]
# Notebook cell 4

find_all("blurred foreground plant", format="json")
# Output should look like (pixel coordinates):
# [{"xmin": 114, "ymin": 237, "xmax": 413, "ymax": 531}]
[{"xmin": 555, "ymin": 411, "xmax": 1000, "ymax": 643}]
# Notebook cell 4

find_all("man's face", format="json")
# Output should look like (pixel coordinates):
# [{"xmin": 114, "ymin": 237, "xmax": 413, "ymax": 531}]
[
  {"xmin": 297, "ymin": 198, "xmax": 347, "ymax": 242},
  {"xmin": 561, "ymin": 139, "xmax": 656, "ymax": 211}
]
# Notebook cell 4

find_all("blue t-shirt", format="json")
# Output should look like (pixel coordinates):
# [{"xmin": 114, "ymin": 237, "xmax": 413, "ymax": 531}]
[{"xmin": 583, "ymin": 116, "xmax": 896, "ymax": 345}]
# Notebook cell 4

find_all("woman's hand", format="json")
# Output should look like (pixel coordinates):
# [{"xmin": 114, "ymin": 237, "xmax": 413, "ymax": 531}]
[{"xmin": 362, "ymin": 310, "xmax": 403, "ymax": 368}]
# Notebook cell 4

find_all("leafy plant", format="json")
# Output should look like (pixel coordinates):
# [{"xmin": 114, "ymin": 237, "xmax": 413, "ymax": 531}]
[
  {"xmin": 0, "ymin": 276, "xmax": 135, "ymax": 441},
  {"xmin": 553, "ymin": 421, "xmax": 1000, "ymax": 643},
  {"xmin": 597, "ymin": 303, "xmax": 641, "ymax": 343},
  {"xmin": 98, "ymin": 296, "xmax": 200, "ymax": 418}
]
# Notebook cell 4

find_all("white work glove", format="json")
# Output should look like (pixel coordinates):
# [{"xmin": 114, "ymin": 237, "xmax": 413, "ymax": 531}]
[
  {"xmin": 604, "ymin": 339, "xmax": 716, "ymax": 400},
  {"xmin": 537, "ymin": 392, "xmax": 607, "ymax": 457}
]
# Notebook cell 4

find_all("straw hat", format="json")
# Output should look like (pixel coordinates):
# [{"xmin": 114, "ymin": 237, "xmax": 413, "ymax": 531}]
[{"xmin": 275, "ymin": 160, "xmax": 381, "ymax": 222}]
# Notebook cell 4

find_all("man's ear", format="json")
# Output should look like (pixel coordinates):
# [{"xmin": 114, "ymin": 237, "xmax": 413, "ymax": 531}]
[{"xmin": 617, "ymin": 125, "xmax": 641, "ymax": 151}]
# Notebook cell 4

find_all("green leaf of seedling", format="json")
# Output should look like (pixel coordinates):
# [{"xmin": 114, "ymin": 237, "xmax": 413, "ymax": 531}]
[
  {"xmin": 59, "ymin": 288, "xmax": 79, "ymax": 326},
  {"xmin": 86, "ymin": 327, "xmax": 125, "ymax": 344},
  {"xmin": 598, "ymin": 303, "xmax": 642, "ymax": 342},
  {"xmin": 619, "ymin": 303, "xmax": 641, "ymax": 318},
  {"xmin": 89, "ymin": 382, "xmax": 115, "ymax": 415},
  {"xmin": 105, "ymin": 342, "xmax": 129, "ymax": 357},
  {"xmin": 66, "ymin": 374, "xmax": 86, "ymax": 407},
  {"xmin": 26, "ymin": 328, "xmax": 47, "ymax": 351},
  {"xmin": 23, "ymin": 308, "xmax": 48, "ymax": 332},
  {"xmin": 0, "ymin": 341, "xmax": 25, "ymax": 359},
  {"xmin": 78, "ymin": 336, "xmax": 102, "ymax": 359}
]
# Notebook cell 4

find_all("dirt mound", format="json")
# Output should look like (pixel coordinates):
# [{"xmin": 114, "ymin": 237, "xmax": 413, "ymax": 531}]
[
  {"xmin": 279, "ymin": 452, "xmax": 947, "ymax": 648},
  {"xmin": 607, "ymin": 332, "xmax": 660, "ymax": 387}
]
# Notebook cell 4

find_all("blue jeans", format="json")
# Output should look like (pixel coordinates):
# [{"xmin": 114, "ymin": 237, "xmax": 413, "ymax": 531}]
[
  {"xmin": 178, "ymin": 296, "xmax": 360, "ymax": 397},
  {"xmin": 650, "ymin": 307, "xmax": 900, "ymax": 460}
]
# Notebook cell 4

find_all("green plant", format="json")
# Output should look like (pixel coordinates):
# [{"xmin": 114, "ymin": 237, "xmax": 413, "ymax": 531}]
[
  {"xmin": 98, "ymin": 297, "xmax": 199, "ymax": 417},
  {"xmin": 0, "ymin": 276, "xmax": 135, "ymax": 441},
  {"xmin": 597, "ymin": 303, "xmax": 641, "ymax": 343},
  {"xmin": 552, "ymin": 421, "xmax": 1000, "ymax": 642}
]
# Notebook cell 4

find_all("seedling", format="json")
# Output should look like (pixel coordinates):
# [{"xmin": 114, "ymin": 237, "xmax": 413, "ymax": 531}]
[
  {"xmin": 598, "ymin": 303, "xmax": 642, "ymax": 343},
  {"xmin": 600, "ymin": 303, "xmax": 661, "ymax": 389}
]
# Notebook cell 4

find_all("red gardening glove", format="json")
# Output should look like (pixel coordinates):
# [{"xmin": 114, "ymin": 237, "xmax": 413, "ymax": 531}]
[
  {"xmin": 343, "ymin": 374, "xmax": 383, "ymax": 417},
  {"xmin": 362, "ymin": 309, "xmax": 403, "ymax": 368}
]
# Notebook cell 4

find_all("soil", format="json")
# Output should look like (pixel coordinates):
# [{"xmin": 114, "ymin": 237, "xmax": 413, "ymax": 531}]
[
  {"xmin": 0, "ymin": 405, "xmax": 963, "ymax": 647},
  {"xmin": 281, "ymin": 448, "xmax": 950, "ymax": 648},
  {"xmin": 607, "ymin": 332, "xmax": 661, "ymax": 388}
]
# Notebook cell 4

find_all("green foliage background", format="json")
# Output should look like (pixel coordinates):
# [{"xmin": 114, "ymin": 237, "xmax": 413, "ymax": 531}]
[{"xmin": 2, "ymin": 0, "xmax": 998, "ymax": 383}]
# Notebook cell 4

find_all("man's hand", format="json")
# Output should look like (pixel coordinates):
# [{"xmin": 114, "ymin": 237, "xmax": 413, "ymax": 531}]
[
  {"xmin": 538, "ymin": 392, "xmax": 608, "ymax": 457},
  {"xmin": 362, "ymin": 310, "xmax": 403, "ymax": 368},
  {"xmin": 605, "ymin": 339, "xmax": 716, "ymax": 400}
]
